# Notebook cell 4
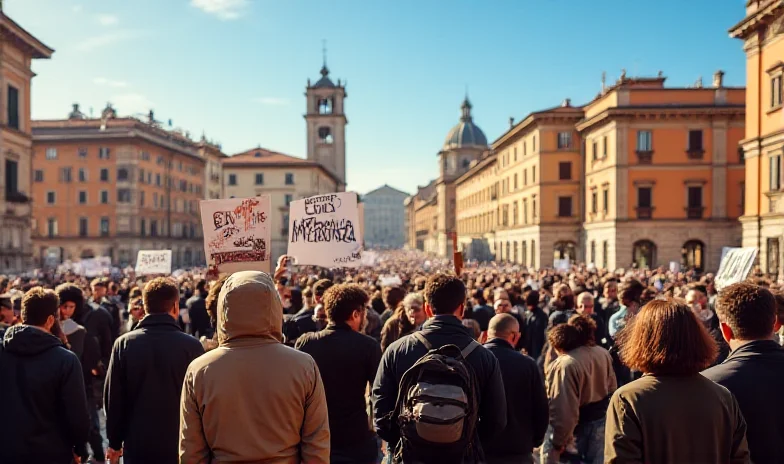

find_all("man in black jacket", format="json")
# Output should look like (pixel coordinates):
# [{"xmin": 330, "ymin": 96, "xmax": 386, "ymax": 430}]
[
  {"xmin": 285, "ymin": 279, "xmax": 333, "ymax": 345},
  {"xmin": 372, "ymin": 274, "xmax": 507, "ymax": 460},
  {"xmin": 0, "ymin": 287, "xmax": 90, "ymax": 463},
  {"xmin": 186, "ymin": 279, "xmax": 212, "ymax": 338},
  {"xmin": 523, "ymin": 290, "xmax": 547, "ymax": 360},
  {"xmin": 296, "ymin": 284, "xmax": 382, "ymax": 463},
  {"xmin": 703, "ymin": 282, "xmax": 784, "ymax": 464},
  {"xmin": 84, "ymin": 278, "xmax": 115, "ymax": 368},
  {"xmin": 105, "ymin": 277, "xmax": 204, "ymax": 464},
  {"xmin": 482, "ymin": 314, "xmax": 548, "ymax": 464}
]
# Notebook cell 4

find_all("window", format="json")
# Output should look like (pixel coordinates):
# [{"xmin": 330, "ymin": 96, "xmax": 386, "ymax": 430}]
[
  {"xmin": 637, "ymin": 130, "xmax": 652, "ymax": 151},
  {"xmin": 554, "ymin": 241, "xmax": 577, "ymax": 261},
  {"xmin": 156, "ymin": 174, "xmax": 162, "ymax": 186},
  {"xmin": 285, "ymin": 173, "xmax": 294, "ymax": 185},
  {"xmin": 523, "ymin": 142, "xmax": 527, "ymax": 156},
  {"xmin": 7, "ymin": 85, "xmax": 19, "ymax": 130},
  {"xmin": 46, "ymin": 191, "xmax": 55, "ymax": 205},
  {"xmin": 100, "ymin": 218, "xmax": 110, "ymax": 236},
  {"xmin": 768, "ymin": 238, "xmax": 781, "ymax": 276},
  {"xmin": 592, "ymin": 141, "xmax": 598, "ymax": 161},
  {"xmin": 79, "ymin": 218, "xmax": 88, "ymax": 237},
  {"xmin": 5, "ymin": 160, "xmax": 18, "ymax": 197},
  {"xmin": 318, "ymin": 126, "xmax": 333, "ymax": 144},
  {"xmin": 523, "ymin": 169, "xmax": 527, "ymax": 186},
  {"xmin": 633, "ymin": 240, "xmax": 657, "ymax": 269},
  {"xmin": 590, "ymin": 241, "xmax": 596, "ymax": 264},
  {"xmin": 772, "ymin": 75, "xmax": 783, "ymax": 108},
  {"xmin": 140, "ymin": 191, "xmax": 145, "ymax": 207},
  {"xmin": 141, "ymin": 151, "xmax": 150, "ymax": 161},
  {"xmin": 318, "ymin": 98, "xmax": 333, "ymax": 115},
  {"xmin": 100, "ymin": 190, "xmax": 109, "ymax": 204},
  {"xmin": 78, "ymin": 168, "xmax": 87, "ymax": 182},
  {"xmin": 533, "ymin": 135, "xmax": 536, "ymax": 152},
  {"xmin": 591, "ymin": 191, "xmax": 598, "ymax": 214},
  {"xmin": 513, "ymin": 174, "xmax": 518, "ymax": 190},
  {"xmin": 531, "ymin": 239, "xmax": 536, "ymax": 268},
  {"xmin": 255, "ymin": 173, "xmax": 264, "ymax": 185},
  {"xmin": 512, "ymin": 202, "xmax": 519, "ymax": 225},
  {"xmin": 117, "ymin": 168, "xmax": 129, "ymax": 181},
  {"xmin": 100, "ymin": 168, "xmax": 109, "ymax": 182},
  {"xmin": 688, "ymin": 186, "xmax": 703, "ymax": 218},
  {"xmin": 602, "ymin": 241, "xmax": 608, "ymax": 269},
  {"xmin": 34, "ymin": 170, "xmax": 43, "ymax": 182},
  {"xmin": 140, "ymin": 219, "xmax": 147, "ymax": 236},
  {"xmin": 523, "ymin": 199, "xmax": 528, "ymax": 224},
  {"xmin": 46, "ymin": 148, "xmax": 57, "ymax": 160},
  {"xmin": 532, "ymin": 195, "xmax": 537, "ymax": 218},
  {"xmin": 688, "ymin": 130, "xmax": 704, "ymax": 151},
  {"xmin": 60, "ymin": 167, "xmax": 72, "ymax": 183},
  {"xmin": 603, "ymin": 136, "xmax": 608, "ymax": 157},
  {"xmin": 557, "ymin": 132, "xmax": 572, "ymax": 149},
  {"xmin": 771, "ymin": 155, "xmax": 781, "ymax": 191},
  {"xmin": 282, "ymin": 213, "xmax": 290, "ymax": 234},
  {"xmin": 558, "ymin": 162, "xmax": 571, "ymax": 180},
  {"xmin": 638, "ymin": 187, "xmax": 652, "ymax": 208},
  {"xmin": 118, "ymin": 189, "xmax": 131, "ymax": 203},
  {"xmin": 78, "ymin": 148, "xmax": 88, "ymax": 159},
  {"xmin": 558, "ymin": 196, "xmax": 572, "ymax": 217},
  {"xmin": 78, "ymin": 191, "xmax": 87, "ymax": 204},
  {"xmin": 682, "ymin": 240, "xmax": 705, "ymax": 271},
  {"xmin": 532, "ymin": 166, "xmax": 536, "ymax": 183},
  {"xmin": 47, "ymin": 218, "xmax": 57, "ymax": 238},
  {"xmin": 284, "ymin": 194, "xmax": 293, "ymax": 206},
  {"xmin": 228, "ymin": 174, "xmax": 237, "ymax": 186},
  {"xmin": 99, "ymin": 147, "xmax": 111, "ymax": 159}
]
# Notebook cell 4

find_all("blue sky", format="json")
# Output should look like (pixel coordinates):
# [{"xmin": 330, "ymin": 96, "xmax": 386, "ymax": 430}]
[{"xmin": 9, "ymin": 0, "xmax": 746, "ymax": 196}]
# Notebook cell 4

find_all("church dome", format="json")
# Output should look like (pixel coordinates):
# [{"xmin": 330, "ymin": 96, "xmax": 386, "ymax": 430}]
[{"xmin": 443, "ymin": 97, "xmax": 488, "ymax": 150}]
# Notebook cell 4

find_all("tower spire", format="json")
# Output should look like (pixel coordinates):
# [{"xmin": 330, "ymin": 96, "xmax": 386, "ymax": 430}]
[{"xmin": 320, "ymin": 39, "xmax": 329, "ymax": 77}]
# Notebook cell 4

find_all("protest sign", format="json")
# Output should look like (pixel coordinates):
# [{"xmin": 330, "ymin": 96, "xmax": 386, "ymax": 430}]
[
  {"xmin": 379, "ymin": 275, "xmax": 403, "ymax": 287},
  {"xmin": 669, "ymin": 261, "xmax": 681, "ymax": 273},
  {"xmin": 135, "ymin": 250, "xmax": 172, "ymax": 275},
  {"xmin": 361, "ymin": 250, "xmax": 379, "ymax": 267},
  {"xmin": 554, "ymin": 258, "xmax": 570, "ymax": 272},
  {"xmin": 287, "ymin": 192, "xmax": 362, "ymax": 268},
  {"xmin": 75, "ymin": 257, "xmax": 112, "ymax": 277},
  {"xmin": 715, "ymin": 247, "xmax": 757, "ymax": 290},
  {"xmin": 200, "ymin": 196, "xmax": 272, "ymax": 274}
]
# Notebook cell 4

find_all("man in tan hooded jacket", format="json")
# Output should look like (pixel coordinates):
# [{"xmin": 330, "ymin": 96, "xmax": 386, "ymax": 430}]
[{"xmin": 179, "ymin": 271, "xmax": 330, "ymax": 463}]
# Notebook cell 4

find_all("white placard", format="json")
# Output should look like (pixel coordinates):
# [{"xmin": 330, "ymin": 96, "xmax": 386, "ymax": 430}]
[
  {"xmin": 135, "ymin": 250, "xmax": 172, "ymax": 275},
  {"xmin": 287, "ymin": 192, "xmax": 363, "ymax": 268},
  {"xmin": 715, "ymin": 247, "xmax": 758, "ymax": 290},
  {"xmin": 669, "ymin": 261, "xmax": 681, "ymax": 273},
  {"xmin": 361, "ymin": 250, "xmax": 379, "ymax": 267},
  {"xmin": 76, "ymin": 257, "xmax": 112, "ymax": 277},
  {"xmin": 554, "ymin": 258, "xmax": 570, "ymax": 271},
  {"xmin": 199, "ymin": 196, "xmax": 272, "ymax": 274},
  {"xmin": 379, "ymin": 275, "xmax": 403, "ymax": 287}
]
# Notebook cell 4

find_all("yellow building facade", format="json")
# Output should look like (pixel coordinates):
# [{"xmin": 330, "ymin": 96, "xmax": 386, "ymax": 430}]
[{"xmin": 731, "ymin": 0, "xmax": 784, "ymax": 276}]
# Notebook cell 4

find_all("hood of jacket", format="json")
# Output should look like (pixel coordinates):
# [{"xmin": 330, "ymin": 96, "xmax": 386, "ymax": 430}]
[
  {"xmin": 217, "ymin": 271, "xmax": 283, "ymax": 345},
  {"xmin": 2, "ymin": 324, "xmax": 64, "ymax": 356}
]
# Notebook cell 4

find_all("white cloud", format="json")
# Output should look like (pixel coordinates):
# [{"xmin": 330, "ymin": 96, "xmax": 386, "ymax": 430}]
[
  {"xmin": 74, "ymin": 30, "xmax": 147, "ymax": 52},
  {"xmin": 72, "ymin": 5, "xmax": 83, "ymax": 13},
  {"xmin": 96, "ymin": 14, "xmax": 119, "ymax": 26},
  {"xmin": 190, "ymin": 0, "xmax": 249, "ymax": 20},
  {"xmin": 93, "ymin": 77, "xmax": 128, "ymax": 88},
  {"xmin": 110, "ymin": 94, "xmax": 155, "ymax": 115},
  {"xmin": 253, "ymin": 97, "xmax": 289, "ymax": 106}
]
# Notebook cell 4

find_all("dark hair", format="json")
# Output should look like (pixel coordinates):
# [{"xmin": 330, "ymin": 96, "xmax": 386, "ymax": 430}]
[
  {"xmin": 424, "ymin": 274, "xmax": 466, "ymax": 315},
  {"xmin": 617, "ymin": 299, "xmax": 717, "ymax": 375},
  {"xmin": 323, "ymin": 284, "xmax": 369, "ymax": 324},
  {"xmin": 525, "ymin": 290, "xmax": 540, "ymax": 308},
  {"xmin": 55, "ymin": 283, "xmax": 84, "ymax": 309},
  {"xmin": 716, "ymin": 283, "xmax": 776, "ymax": 340},
  {"xmin": 688, "ymin": 283, "xmax": 708, "ymax": 296},
  {"xmin": 371, "ymin": 294, "xmax": 385, "ymax": 314},
  {"xmin": 472, "ymin": 288, "xmax": 486, "ymax": 305},
  {"xmin": 313, "ymin": 279, "xmax": 334, "ymax": 299},
  {"xmin": 620, "ymin": 278, "xmax": 644, "ymax": 304},
  {"xmin": 774, "ymin": 291, "xmax": 784, "ymax": 317},
  {"xmin": 548, "ymin": 324, "xmax": 580, "ymax": 353},
  {"xmin": 143, "ymin": 278, "xmax": 180, "ymax": 315},
  {"xmin": 206, "ymin": 275, "xmax": 229, "ymax": 328},
  {"xmin": 289, "ymin": 288, "xmax": 304, "ymax": 313},
  {"xmin": 568, "ymin": 314, "xmax": 596, "ymax": 346},
  {"xmin": 383, "ymin": 286, "xmax": 406, "ymax": 310},
  {"xmin": 22, "ymin": 287, "xmax": 60, "ymax": 326},
  {"xmin": 196, "ymin": 279, "xmax": 207, "ymax": 293},
  {"xmin": 129, "ymin": 287, "xmax": 142, "ymax": 300},
  {"xmin": 462, "ymin": 318, "xmax": 481, "ymax": 340}
]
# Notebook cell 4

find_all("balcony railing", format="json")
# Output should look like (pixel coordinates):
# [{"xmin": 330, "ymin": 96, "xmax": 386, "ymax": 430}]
[
  {"xmin": 687, "ymin": 206, "xmax": 704, "ymax": 219},
  {"xmin": 687, "ymin": 148, "xmax": 705, "ymax": 160},
  {"xmin": 635, "ymin": 150, "xmax": 653, "ymax": 164},
  {"xmin": 636, "ymin": 206, "xmax": 653, "ymax": 219}
]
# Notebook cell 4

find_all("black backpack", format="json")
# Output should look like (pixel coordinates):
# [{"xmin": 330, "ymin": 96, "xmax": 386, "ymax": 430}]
[{"xmin": 390, "ymin": 332, "xmax": 482, "ymax": 463}]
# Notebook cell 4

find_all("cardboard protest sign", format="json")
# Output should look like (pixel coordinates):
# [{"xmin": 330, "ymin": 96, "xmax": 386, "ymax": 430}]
[
  {"xmin": 200, "ymin": 196, "xmax": 272, "ymax": 274},
  {"xmin": 715, "ymin": 247, "xmax": 757, "ymax": 290},
  {"xmin": 449, "ymin": 232, "xmax": 463, "ymax": 276},
  {"xmin": 287, "ymin": 192, "xmax": 362, "ymax": 268},
  {"xmin": 554, "ymin": 258, "xmax": 570, "ymax": 272},
  {"xmin": 135, "ymin": 250, "xmax": 172, "ymax": 275}
]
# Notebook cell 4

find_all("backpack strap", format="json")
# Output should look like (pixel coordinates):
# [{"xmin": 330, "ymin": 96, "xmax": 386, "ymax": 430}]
[
  {"xmin": 461, "ymin": 340, "xmax": 481, "ymax": 359},
  {"xmin": 412, "ymin": 331, "xmax": 432, "ymax": 351}
]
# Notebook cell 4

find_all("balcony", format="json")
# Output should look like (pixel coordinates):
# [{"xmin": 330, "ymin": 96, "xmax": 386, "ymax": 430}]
[
  {"xmin": 635, "ymin": 206, "xmax": 653, "ymax": 219},
  {"xmin": 686, "ymin": 148, "xmax": 705, "ymax": 160},
  {"xmin": 686, "ymin": 206, "xmax": 704, "ymax": 219},
  {"xmin": 635, "ymin": 150, "xmax": 653, "ymax": 164},
  {"xmin": 6, "ymin": 191, "xmax": 29, "ymax": 204}
]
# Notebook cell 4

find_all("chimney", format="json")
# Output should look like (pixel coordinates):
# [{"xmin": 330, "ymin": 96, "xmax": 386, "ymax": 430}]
[
  {"xmin": 562, "ymin": 98, "xmax": 571, "ymax": 107},
  {"xmin": 509, "ymin": 117, "xmax": 514, "ymax": 129},
  {"xmin": 713, "ymin": 70, "xmax": 725, "ymax": 88}
]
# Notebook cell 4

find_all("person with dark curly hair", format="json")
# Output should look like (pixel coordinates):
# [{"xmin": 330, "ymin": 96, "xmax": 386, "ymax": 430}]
[{"xmin": 606, "ymin": 299, "xmax": 749, "ymax": 463}]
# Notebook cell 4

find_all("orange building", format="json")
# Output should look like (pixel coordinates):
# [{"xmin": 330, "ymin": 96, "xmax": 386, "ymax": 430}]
[
  {"xmin": 730, "ymin": 1, "xmax": 784, "ymax": 276},
  {"xmin": 0, "ymin": 12, "xmax": 52, "ymax": 273},
  {"xmin": 31, "ymin": 104, "xmax": 218, "ymax": 268},
  {"xmin": 405, "ymin": 180, "xmax": 439, "ymax": 254},
  {"xmin": 578, "ymin": 72, "xmax": 745, "ymax": 271}
]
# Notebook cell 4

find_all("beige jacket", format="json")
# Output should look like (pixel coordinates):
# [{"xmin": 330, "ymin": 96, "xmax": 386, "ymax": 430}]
[
  {"xmin": 179, "ymin": 271, "xmax": 330, "ymax": 463},
  {"xmin": 545, "ymin": 344, "xmax": 616, "ymax": 448}
]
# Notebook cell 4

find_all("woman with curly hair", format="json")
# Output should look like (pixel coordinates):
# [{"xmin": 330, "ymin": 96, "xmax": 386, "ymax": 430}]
[{"xmin": 201, "ymin": 274, "xmax": 229, "ymax": 352}]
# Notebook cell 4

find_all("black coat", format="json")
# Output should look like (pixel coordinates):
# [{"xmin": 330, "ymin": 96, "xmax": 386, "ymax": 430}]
[
  {"xmin": 81, "ymin": 304, "xmax": 115, "ymax": 369},
  {"xmin": 104, "ymin": 314, "xmax": 204, "ymax": 463},
  {"xmin": 706, "ymin": 315, "xmax": 731, "ymax": 366},
  {"xmin": 296, "ymin": 323, "xmax": 382, "ymax": 461},
  {"xmin": 466, "ymin": 304, "xmax": 493, "ymax": 332},
  {"xmin": 703, "ymin": 340, "xmax": 784, "ymax": 464},
  {"xmin": 523, "ymin": 307, "xmax": 548, "ymax": 360},
  {"xmin": 372, "ymin": 315, "xmax": 507, "ymax": 448},
  {"xmin": 0, "ymin": 325, "xmax": 90, "ymax": 463},
  {"xmin": 186, "ymin": 293, "xmax": 212, "ymax": 338},
  {"xmin": 482, "ymin": 338, "xmax": 549, "ymax": 460}
]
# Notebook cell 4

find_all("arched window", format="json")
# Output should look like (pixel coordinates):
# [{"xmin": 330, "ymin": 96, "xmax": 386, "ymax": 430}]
[
  {"xmin": 682, "ymin": 240, "xmax": 705, "ymax": 271},
  {"xmin": 462, "ymin": 158, "xmax": 471, "ymax": 169},
  {"xmin": 554, "ymin": 241, "xmax": 577, "ymax": 262},
  {"xmin": 318, "ymin": 126, "xmax": 333, "ymax": 144},
  {"xmin": 117, "ymin": 168, "xmax": 129, "ymax": 181},
  {"xmin": 633, "ymin": 240, "xmax": 657, "ymax": 269},
  {"xmin": 318, "ymin": 98, "xmax": 333, "ymax": 115}
]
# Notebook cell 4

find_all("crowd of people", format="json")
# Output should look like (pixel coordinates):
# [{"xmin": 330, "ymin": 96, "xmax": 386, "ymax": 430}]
[{"xmin": 0, "ymin": 249, "xmax": 783, "ymax": 463}]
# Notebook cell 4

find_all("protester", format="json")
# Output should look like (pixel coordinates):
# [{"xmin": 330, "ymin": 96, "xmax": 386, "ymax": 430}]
[
  {"xmin": 201, "ymin": 273, "xmax": 228, "ymax": 351},
  {"xmin": 494, "ymin": 295, "xmax": 524, "ymax": 349},
  {"xmin": 379, "ymin": 285, "xmax": 406, "ymax": 327},
  {"xmin": 373, "ymin": 273, "xmax": 507, "ymax": 463},
  {"xmin": 105, "ymin": 277, "xmax": 204, "ymax": 464},
  {"xmin": 467, "ymin": 288, "xmax": 493, "ymax": 331},
  {"xmin": 90, "ymin": 278, "xmax": 121, "ymax": 340},
  {"xmin": 482, "ymin": 313, "xmax": 548, "ymax": 464},
  {"xmin": 180, "ymin": 271, "xmax": 330, "ymax": 463},
  {"xmin": 606, "ymin": 299, "xmax": 749, "ymax": 463},
  {"xmin": 463, "ymin": 317, "xmax": 481, "ymax": 340},
  {"xmin": 296, "ymin": 284, "xmax": 382, "ymax": 463},
  {"xmin": 542, "ymin": 315, "xmax": 616, "ymax": 464},
  {"xmin": 686, "ymin": 283, "xmax": 730, "ymax": 366},
  {"xmin": 186, "ymin": 278, "xmax": 212, "ymax": 339},
  {"xmin": 126, "ymin": 296, "xmax": 144, "ymax": 332},
  {"xmin": 404, "ymin": 292, "xmax": 427, "ymax": 328},
  {"xmin": 285, "ymin": 278, "xmax": 333, "ymax": 345},
  {"xmin": 576, "ymin": 291, "xmax": 609, "ymax": 348},
  {"xmin": 0, "ymin": 287, "xmax": 90, "ymax": 463},
  {"xmin": 523, "ymin": 289, "xmax": 547, "ymax": 359},
  {"xmin": 608, "ymin": 278, "xmax": 644, "ymax": 337},
  {"xmin": 598, "ymin": 280, "xmax": 620, "ymax": 322},
  {"xmin": 0, "ymin": 293, "xmax": 15, "ymax": 329},
  {"xmin": 380, "ymin": 292, "xmax": 419, "ymax": 351},
  {"xmin": 703, "ymin": 282, "xmax": 784, "ymax": 463}
]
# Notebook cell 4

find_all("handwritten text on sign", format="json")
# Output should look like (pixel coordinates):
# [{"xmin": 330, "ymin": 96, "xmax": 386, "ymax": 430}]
[
  {"xmin": 135, "ymin": 250, "xmax": 172, "ymax": 275},
  {"xmin": 288, "ymin": 192, "xmax": 362, "ymax": 268},
  {"xmin": 200, "ymin": 196, "xmax": 272, "ymax": 274}
]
